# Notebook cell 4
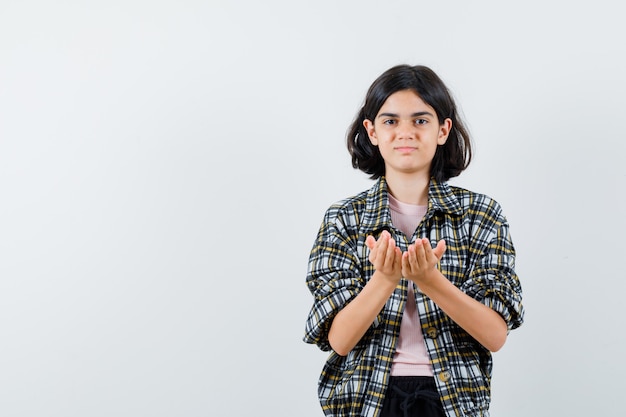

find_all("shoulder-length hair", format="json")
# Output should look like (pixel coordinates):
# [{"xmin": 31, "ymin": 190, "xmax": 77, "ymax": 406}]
[{"xmin": 347, "ymin": 64, "xmax": 472, "ymax": 182}]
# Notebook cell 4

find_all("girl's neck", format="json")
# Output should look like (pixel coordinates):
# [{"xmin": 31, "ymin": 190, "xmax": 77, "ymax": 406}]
[{"xmin": 385, "ymin": 171, "xmax": 430, "ymax": 206}]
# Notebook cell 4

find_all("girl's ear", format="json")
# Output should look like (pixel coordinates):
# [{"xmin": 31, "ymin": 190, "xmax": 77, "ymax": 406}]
[
  {"xmin": 363, "ymin": 119, "xmax": 378, "ymax": 146},
  {"xmin": 438, "ymin": 118, "xmax": 452, "ymax": 145}
]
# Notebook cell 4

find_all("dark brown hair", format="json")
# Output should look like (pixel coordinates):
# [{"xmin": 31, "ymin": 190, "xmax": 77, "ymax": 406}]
[{"xmin": 347, "ymin": 64, "xmax": 472, "ymax": 182}]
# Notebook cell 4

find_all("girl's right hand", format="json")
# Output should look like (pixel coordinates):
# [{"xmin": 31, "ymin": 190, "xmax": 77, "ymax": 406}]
[{"xmin": 365, "ymin": 230, "xmax": 402, "ymax": 284}]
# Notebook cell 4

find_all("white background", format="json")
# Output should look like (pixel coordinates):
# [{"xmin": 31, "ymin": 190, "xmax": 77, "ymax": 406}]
[{"xmin": 1, "ymin": 1, "xmax": 625, "ymax": 416}]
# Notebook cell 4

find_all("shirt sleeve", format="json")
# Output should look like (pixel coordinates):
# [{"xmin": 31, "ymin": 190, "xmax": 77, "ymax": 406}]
[
  {"xmin": 459, "ymin": 205, "xmax": 525, "ymax": 332},
  {"xmin": 303, "ymin": 207, "xmax": 364, "ymax": 351}
]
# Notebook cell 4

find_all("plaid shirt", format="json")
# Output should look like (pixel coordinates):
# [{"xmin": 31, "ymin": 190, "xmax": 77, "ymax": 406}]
[{"xmin": 303, "ymin": 177, "xmax": 524, "ymax": 417}]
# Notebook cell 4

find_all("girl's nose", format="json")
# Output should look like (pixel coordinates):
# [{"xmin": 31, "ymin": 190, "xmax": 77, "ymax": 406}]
[{"xmin": 397, "ymin": 120, "xmax": 416, "ymax": 138}]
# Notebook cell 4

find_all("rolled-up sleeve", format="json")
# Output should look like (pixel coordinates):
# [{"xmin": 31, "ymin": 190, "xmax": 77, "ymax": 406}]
[
  {"xmin": 460, "ymin": 212, "xmax": 524, "ymax": 332},
  {"xmin": 303, "ymin": 209, "xmax": 363, "ymax": 351}
]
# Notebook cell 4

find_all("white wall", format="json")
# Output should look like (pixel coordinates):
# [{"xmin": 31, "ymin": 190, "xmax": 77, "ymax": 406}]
[{"xmin": 1, "ymin": 1, "xmax": 625, "ymax": 416}]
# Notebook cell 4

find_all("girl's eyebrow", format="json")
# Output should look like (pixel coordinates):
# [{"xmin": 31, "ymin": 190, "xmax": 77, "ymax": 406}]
[{"xmin": 377, "ymin": 111, "xmax": 435, "ymax": 119}]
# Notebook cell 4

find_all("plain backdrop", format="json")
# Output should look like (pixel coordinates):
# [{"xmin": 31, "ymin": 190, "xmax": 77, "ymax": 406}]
[{"xmin": 1, "ymin": 1, "xmax": 625, "ymax": 416}]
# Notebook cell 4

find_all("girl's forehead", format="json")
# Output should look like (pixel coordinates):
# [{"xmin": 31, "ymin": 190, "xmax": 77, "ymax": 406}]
[{"xmin": 378, "ymin": 90, "xmax": 432, "ymax": 112}]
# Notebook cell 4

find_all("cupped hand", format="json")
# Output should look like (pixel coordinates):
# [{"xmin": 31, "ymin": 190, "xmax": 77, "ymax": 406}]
[
  {"xmin": 402, "ymin": 238, "xmax": 446, "ymax": 285},
  {"xmin": 365, "ymin": 230, "xmax": 402, "ymax": 284}
]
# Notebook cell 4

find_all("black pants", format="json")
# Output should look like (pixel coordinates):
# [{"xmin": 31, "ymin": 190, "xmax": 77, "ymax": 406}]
[{"xmin": 380, "ymin": 376, "xmax": 445, "ymax": 417}]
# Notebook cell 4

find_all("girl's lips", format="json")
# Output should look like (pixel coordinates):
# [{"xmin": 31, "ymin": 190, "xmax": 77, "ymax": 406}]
[{"xmin": 395, "ymin": 147, "xmax": 417, "ymax": 153}]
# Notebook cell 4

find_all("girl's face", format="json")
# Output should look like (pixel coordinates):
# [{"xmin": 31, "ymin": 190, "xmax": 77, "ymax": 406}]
[{"xmin": 363, "ymin": 89, "xmax": 451, "ymax": 180}]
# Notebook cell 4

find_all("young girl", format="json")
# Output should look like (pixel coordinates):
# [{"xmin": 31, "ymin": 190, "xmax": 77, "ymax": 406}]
[{"xmin": 303, "ymin": 65, "xmax": 524, "ymax": 417}]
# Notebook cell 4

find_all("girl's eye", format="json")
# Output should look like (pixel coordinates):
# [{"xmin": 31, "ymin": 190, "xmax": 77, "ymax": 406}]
[
  {"xmin": 415, "ymin": 119, "xmax": 428, "ymax": 125},
  {"xmin": 382, "ymin": 119, "xmax": 396, "ymax": 125}
]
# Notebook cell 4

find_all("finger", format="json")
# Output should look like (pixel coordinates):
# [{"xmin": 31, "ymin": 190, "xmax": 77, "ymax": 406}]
[
  {"xmin": 421, "ymin": 238, "xmax": 433, "ymax": 255},
  {"xmin": 414, "ymin": 238, "xmax": 428, "ymax": 266},
  {"xmin": 383, "ymin": 238, "xmax": 396, "ymax": 267},
  {"xmin": 371, "ymin": 233, "xmax": 389, "ymax": 266},
  {"xmin": 368, "ymin": 234, "xmax": 384, "ymax": 263},
  {"xmin": 401, "ymin": 250, "xmax": 410, "ymax": 275},
  {"xmin": 422, "ymin": 237, "xmax": 441, "ymax": 265},
  {"xmin": 432, "ymin": 239, "xmax": 446, "ymax": 260},
  {"xmin": 408, "ymin": 244, "xmax": 419, "ymax": 270},
  {"xmin": 394, "ymin": 247, "xmax": 403, "ymax": 270},
  {"xmin": 377, "ymin": 232, "xmax": 389, "ymax": 253},
  {"xmin": 402, "ymin": 246, "xmax": 414, "ymax": 274}
]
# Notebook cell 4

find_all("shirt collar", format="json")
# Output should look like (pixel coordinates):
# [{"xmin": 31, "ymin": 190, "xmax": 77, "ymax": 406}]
[
  {"xmin": 361, "ymin": 176, "xmax": 464, "ymax": 234},
  {"xmin": 427, "ymin": 177, "xmax": 464, "ymax": 217}
]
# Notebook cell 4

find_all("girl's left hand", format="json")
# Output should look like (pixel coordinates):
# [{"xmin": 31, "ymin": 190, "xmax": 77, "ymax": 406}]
[{"xmin": 402, "ymin": 238, "xmax": 446, "ymax": 285}]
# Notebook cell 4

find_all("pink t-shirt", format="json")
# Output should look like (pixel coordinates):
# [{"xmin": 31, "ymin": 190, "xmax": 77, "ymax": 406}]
[{"xmin": 388, "ymin": 194, "xmax": 433, "ymax": 376}]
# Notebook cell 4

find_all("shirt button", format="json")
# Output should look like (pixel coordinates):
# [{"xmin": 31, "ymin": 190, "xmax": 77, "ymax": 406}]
[
  {"xmin": 426, "ymin": 327, "xmax": 437, "ymax": 339},
  {"xmin": 438, "ymin": 371, "xmax": 451, "ymax": 382}
]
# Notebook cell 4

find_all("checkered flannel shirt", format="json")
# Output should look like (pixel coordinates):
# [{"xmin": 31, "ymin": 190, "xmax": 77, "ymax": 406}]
[{"xmin": 303, "ymin": 177, "xmax": 524, "ymax": 417}]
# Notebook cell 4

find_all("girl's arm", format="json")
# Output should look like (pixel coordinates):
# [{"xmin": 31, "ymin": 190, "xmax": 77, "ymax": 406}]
[
  {"xmin": 403, "ymin": 238, "xmax": 508, "ymax": 352},
  {"xmin": 328, "ymin": 231, "xmax": 402, "ymax": 356}
]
